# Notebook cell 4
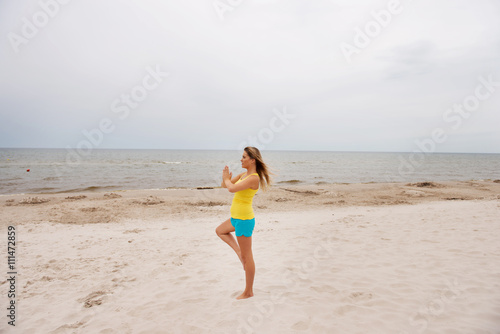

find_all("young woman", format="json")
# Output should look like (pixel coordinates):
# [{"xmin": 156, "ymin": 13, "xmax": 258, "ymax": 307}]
[{"xmin": 215, "ymin": 147, "xmax": 271, "ymax": 300}]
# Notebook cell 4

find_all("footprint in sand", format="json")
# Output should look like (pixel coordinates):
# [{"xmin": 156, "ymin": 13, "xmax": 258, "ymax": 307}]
[
  {"xmin": 291, "ymin": 318, "xmax": 311, "ymax": 330},
  {"xmin": 123, "ymin": 228, "xmax": 144, "ymax": 234},
  {"xmin": 171, "ymin": 253, "xmax": 189, "ymax": 266},
  {"xmin": 347, "ymin": 291, "xmax": 373, "ymax": 303},
  {"xmin": 79, "ymin": 290, "xmax": 110, "ymax": 308}
]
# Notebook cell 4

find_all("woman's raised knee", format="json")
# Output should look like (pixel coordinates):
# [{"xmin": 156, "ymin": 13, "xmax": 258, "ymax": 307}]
[{"xmin": 215, "ymin": 226, "xmax": 227, "ymax": 237}]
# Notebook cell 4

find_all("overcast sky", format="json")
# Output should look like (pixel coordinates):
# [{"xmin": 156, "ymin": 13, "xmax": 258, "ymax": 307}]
[{"xmin": 1, "ymin": 0, "xmax": 499, "ymax": 153}]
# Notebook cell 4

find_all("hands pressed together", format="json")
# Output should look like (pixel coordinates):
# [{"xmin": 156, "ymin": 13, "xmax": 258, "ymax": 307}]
[{"xmin": 222, "ymin": 165, "xmax": 232, "ymax": 181}]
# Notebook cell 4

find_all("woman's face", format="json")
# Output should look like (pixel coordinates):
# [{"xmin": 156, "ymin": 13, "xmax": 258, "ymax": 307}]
[{"xmin": 241, "ymin": 151, "xmax": 254, "ymax": 169}]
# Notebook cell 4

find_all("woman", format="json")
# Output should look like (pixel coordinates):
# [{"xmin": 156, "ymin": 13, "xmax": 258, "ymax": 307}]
[{"xmin": 215, "ymin": 147, "xmax": 271, "ymax": 300}]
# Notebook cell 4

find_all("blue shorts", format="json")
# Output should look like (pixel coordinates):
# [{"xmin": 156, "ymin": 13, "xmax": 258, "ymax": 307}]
[{"xmin": 231, "ymin": 217, "xmax": 255, "ymax": 237}]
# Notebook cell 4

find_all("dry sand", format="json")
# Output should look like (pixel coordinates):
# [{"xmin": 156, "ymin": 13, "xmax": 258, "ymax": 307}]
[{"xmin": 1, "ymin": 180, "xmax": 500, "ymax": 333}]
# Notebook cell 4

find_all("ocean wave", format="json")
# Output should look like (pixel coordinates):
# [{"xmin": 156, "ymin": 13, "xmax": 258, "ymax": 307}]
[
  {"xmin": 59, "ymin": 185, "xmax": 122, "ymax": 193},
  {"xmin": 148, "ymin": 160, "xmax": 185, "ymax": 164},
  {"xmin": 290, "ymin": 161, "xmax": 321, "ymax": 164},
  {"xmin": 0, "ymin": 177, "xmax": 22, "ymax": 181},
  {"xmin": 28, "ymin": 187, "xmax": 58, "ymax": 193},
  {"xmin": 0, "ymin": 182, "xmax": 20, "ymax": 187},
  {"xmin": 0, "ymin": 162, "xmax": 67, "ymax": 166}
]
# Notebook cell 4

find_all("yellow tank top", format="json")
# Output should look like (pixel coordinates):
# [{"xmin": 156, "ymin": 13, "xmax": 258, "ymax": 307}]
[{"xmin": 230, "ymin": 173, "xmax": 259, "ymax": 220}]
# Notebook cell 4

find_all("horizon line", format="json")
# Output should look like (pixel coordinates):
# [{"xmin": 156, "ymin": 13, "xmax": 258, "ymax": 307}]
[{"xmin": 1, "ymin": 147, "xmax": 499, "ymax": 155}]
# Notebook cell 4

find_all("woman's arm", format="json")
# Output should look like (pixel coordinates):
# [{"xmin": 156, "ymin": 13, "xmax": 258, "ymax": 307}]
[
  {"xmin": 223, "ymin": 174, "xmax": 259, "ymax": 193},
  {"xmin": 221, "ymin": 169, "xmax": 244, "ymax": 188}
]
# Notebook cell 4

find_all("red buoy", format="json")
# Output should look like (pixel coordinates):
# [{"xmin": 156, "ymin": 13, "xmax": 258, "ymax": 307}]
[{"xmin": 27, "ymin": 169, "xmax": 30, "ymax": 172}]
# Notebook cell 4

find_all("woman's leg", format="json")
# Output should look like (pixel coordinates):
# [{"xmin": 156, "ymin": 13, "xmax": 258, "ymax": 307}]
[
  {"xmin": 215, "ymin": 218, "xmax": 243, "ymax": 265},
  {"xmin": 236, "ymin": 235, "xmax": 254, "ymax": 299}
]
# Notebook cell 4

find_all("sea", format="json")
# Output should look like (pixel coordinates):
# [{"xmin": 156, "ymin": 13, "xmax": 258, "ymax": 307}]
[{"xmin": 0, "ymin": 148, "xmax": 499, "ymax": 195}]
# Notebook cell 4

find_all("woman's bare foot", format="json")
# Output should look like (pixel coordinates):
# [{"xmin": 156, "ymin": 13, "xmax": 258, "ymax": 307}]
[{"xmin": 236, "ymin": 291, "xmax": 254, "ymax": 300}]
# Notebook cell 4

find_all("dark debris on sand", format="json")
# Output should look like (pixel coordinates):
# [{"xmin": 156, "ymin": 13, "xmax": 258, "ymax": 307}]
[{"xmin": 406, "ymin": 182, "xmax": 442, "ymax": 188}]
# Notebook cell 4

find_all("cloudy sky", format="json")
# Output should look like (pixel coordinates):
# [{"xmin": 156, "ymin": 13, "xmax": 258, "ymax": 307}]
[{"xmin": 1, "ymin": 0, "xmax": 499, "ymax": 153}]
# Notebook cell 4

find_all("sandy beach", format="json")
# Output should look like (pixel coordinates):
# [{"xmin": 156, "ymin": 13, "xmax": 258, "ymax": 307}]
[{"xmin": 1, "ymin": 180, "xmax": 500, "ymax": 333}]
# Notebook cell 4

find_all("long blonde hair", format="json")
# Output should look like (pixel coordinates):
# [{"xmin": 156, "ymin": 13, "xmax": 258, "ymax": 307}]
[{"xmin": 244, "ymin": 146, "xmax": 272, "ymax": 191}]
